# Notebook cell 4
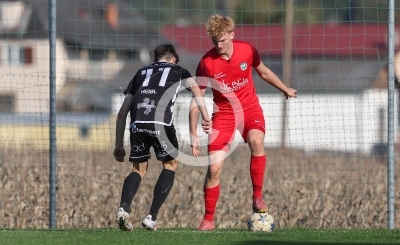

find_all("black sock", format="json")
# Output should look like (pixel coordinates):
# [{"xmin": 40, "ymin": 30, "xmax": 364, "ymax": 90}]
[
  {"xmin": 149, "ymin": 169, "xmax": 175, "ymax": 221},
  {"xmin": 120, "ymin": 172, "xmax": 142, "ymax": 213}
]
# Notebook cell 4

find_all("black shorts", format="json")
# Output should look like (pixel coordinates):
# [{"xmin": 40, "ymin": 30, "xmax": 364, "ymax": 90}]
[{"xmin": 129, "ymin": 123, "xmax": 179, "ymax": 163}]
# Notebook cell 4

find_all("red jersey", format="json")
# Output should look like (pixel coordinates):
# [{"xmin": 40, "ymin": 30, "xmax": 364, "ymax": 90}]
[{"xmin": 196, "ymin": 40, "xmax": 261, "ymax": 113}]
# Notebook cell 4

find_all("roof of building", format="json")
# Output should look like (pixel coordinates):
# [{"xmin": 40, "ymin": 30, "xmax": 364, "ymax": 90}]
[{"xmin": 161, "ymin": 23, "xmax": 400, "ymax": 57}]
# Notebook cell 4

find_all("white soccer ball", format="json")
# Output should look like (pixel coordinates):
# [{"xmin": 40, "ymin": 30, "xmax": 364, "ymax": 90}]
[{"xmin": 247, "ymin": 212, "xmax": 275, "ymax": 232}]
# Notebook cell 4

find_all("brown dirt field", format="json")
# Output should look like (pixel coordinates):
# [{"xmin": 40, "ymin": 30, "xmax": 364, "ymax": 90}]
[{"xmin": 1, "ymin": 145, "xmax": 399, "ymax": 229}]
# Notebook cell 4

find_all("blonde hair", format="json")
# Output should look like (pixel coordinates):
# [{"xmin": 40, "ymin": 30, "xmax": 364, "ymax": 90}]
[{"xmin": 206, "ymin": 14, "xmax": 235, "ymax": 40}]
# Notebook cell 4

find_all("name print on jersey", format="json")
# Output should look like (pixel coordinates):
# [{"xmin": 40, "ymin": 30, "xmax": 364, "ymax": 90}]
[
  {"xmin": 141, "ymin": 89, "xmax": 157, "ymax": 94},
  {"xmin": 137, "ymin": 98, "xmax": 156, "ymax": 115}
]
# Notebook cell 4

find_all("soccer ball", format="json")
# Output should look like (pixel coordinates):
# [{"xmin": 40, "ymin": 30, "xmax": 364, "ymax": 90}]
[{"xmin": 247, "ymin": 212, "xmax": 275, "ymax": 232}]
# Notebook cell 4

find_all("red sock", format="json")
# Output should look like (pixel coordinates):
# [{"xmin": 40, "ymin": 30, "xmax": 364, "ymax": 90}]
[
  {"xmin": 250, "ymin": 155, "xmax": 266, "ymax": 199},
  {"xmin": 203, "ymin": 185, "xmax": 220, "ymax": 221}
]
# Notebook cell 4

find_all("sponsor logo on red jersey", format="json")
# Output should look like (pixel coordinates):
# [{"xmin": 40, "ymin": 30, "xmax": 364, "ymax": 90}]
[
  {"xmin": 219, "ymin": 78, "xmax": 249, "ymax": 93},
  {"xmin": 213, "ymin": 72, "xmax": 226, "ymax": 79}
]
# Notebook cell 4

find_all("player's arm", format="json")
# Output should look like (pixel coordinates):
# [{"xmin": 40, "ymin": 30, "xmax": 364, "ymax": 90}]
[
  {"xmin": 189, "ymin": 86, "xmax": 208, "ymax": 157},
  {"xmin": 189, "ymin": 59, "xmax": 212, "ymax": 156},
  {"xmin": 254, "ymin": 61, "xmax": 297, "ymax": 99},
  {"xmin": 186, "ymin": 77, "xmax": 211, "ymax": 124},
  {"xmin": 122, "ymin": 81, "xmax": 131, "ymax": 96},
  {"xmin": 113, "ymin": 94, "xmax": 133, "ymax": 162}
]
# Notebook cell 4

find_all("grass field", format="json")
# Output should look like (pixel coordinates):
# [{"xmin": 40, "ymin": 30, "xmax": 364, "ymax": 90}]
[{"xmin": 1, "ymin": 228, "xmax": 400, "ymax": 245}]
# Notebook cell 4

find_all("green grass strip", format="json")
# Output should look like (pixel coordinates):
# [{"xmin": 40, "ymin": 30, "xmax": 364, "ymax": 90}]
[{"xmin": 1, "ymin": 228, "xmax": 400, "ymax": 245}]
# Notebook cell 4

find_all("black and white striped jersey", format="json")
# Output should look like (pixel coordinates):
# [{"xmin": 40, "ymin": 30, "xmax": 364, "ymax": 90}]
[{"xmin": 126, "ymin": 61, "xmax": 192, "ymax": 126}]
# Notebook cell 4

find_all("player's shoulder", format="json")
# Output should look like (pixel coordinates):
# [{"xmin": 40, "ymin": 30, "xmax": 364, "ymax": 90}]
[
  {"xmin": 234, "ymin": 40, "xmax": 251, "ymax": 45},
  {"xmin": 233, "ymin": 40, "xmax": 255, "ymax": 50},
  {"xmin": 168, "ymin": 63, "xmax": 191, "ymax": 74},
  {"xmin": 201, "ymin": 48, "xmax": 219, "ymax": 60}
]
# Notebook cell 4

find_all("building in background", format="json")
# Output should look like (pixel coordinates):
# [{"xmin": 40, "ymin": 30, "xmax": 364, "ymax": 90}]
[{"xmin": 0, "ymin": 0, "xmax": 166, "ymax": 113}]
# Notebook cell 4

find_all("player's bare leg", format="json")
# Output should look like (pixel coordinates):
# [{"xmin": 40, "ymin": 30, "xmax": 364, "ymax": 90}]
[
  {"xmin": 247, "ymin": 129, "xmax": 268, "ymax": 213},
  {"xmin": 205, "ymin": 150, "xmax": 226, "ymax": 187},
  {"xmin": 247, "ymin": 129, "xmax": 266, "ymax": 156},
  {"xmin": 117, "ymin": 161, "xmax": 148, "ymax": 231},
  {"xmin": 142, "ymin": 159, "xmax": 178, "ymax": 231},
  {"xmin": 163, "ymin": 159, "xmax": 178, "ymax": 171},
  {"xmin": 197, "ymin": 151, "xmax": 226, "ymax": 231}
]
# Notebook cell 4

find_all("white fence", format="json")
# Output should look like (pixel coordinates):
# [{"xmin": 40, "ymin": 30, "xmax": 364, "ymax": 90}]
[{"xmin": 113, "ymin": 89, "xmax": 398, "ymax": 154}]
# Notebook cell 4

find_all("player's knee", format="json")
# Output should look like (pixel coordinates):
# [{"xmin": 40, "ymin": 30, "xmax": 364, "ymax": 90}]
[
  {"xmin": 132, "ymin": 161, "xmax": 148, "ymax": 178},
  {"xmin": 208, "ymin": 165, "xmax": 222, "ymax": 178},
  {"xmin": 163, "ymin": 159, "xmax": 178, "ymax": 171},
  {"xmin": 249, "ymin": 138, "xmax": 264, "ymax": 152},
  {"xmin": 133, "ymin": 169, "xmax": 146, "ymax": 178}
]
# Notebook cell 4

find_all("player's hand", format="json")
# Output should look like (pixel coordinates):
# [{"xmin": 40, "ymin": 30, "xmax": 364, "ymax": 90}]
[
  {"xmin": 284, "ymin": 88, "xmax": 298, "ymax": 99},
  {"xmin": 113, "ymin": 146, "xmax": 126, "ymax": 162},
  {"xmin": 191, "ymin": 135, "xmax": 201, "ymax": 157},
  {"xmin": 201, "ymin": 119, "xmax": 213, "ymax": 134}
]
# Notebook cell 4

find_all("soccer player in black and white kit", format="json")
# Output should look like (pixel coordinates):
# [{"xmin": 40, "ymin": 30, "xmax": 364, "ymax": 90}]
[{"xmin": 113, "ymin": 44, "xmax": 212, "ymax": 231}]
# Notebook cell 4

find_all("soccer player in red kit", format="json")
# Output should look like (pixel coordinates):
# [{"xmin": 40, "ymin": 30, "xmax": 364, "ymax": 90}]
[{"xmin": 190, "ymin": 14, "xmax": 298, "ymax": 231}]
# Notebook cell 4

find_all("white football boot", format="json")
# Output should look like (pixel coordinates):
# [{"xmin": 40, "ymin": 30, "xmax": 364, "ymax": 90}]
[
  {"xmin": 141, "ymin": 214, "xmax": 157, "ymax": 231},
  {"xmin": 116, "ymin": 207, "xmax": 133, "ymax": 231}
]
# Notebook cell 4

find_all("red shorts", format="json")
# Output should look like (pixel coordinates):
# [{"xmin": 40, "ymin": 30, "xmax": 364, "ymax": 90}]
[{"xmin": 208, "ymin": 106, "xmax": 265, "ymax": 152}]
